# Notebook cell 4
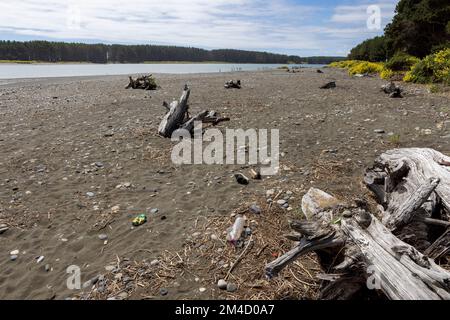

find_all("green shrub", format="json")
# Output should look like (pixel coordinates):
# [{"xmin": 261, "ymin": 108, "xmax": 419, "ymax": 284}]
[{"xmin": 385, "ymin": 53, "xmax": 419, "ymax": 71}]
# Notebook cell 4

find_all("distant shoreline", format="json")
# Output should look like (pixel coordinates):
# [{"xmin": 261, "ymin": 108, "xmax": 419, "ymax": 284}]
[{"xmin": 0, "ymin": 60, "xmax": 308, "ymax": 65}]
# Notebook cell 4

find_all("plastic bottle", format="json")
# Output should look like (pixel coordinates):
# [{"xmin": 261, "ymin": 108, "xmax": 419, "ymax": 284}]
[{"xmin": 227, "ymin": 215, "xmax": 246, "ymax": 244}]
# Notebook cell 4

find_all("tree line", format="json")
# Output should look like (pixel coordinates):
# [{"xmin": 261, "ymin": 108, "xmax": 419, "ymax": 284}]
[
  {"xmin": 0, "ymin": 40, "xmax": 343, "ymax": 64},
  {"xmin": 348, "ymin": 0, "xmax": 450, "ymax": 61}
]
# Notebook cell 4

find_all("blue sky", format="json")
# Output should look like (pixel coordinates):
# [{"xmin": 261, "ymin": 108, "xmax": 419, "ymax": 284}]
[{"xmin": 0, "ymin": 0, "xmax": 399, "ymax": 56}]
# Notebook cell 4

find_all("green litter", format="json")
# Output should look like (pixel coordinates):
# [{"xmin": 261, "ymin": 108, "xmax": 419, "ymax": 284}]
[{"xmin": 132, "ymin": 214, "xmax": 147, "ymax": 227}]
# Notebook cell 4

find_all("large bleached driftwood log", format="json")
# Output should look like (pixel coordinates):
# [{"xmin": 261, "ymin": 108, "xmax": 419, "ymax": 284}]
[
  {"xmin": 266, "ymin": 187, "xmax": 450, "ymax": 300},
  {"xmin": 158, "ymin": 86, "xmax": 230, "ymax": 138},
  {"xmin": 158, "ymin": 85, "xmax": 191, "ymax": 137},
  {"xmin": 266, "ymin": 148, "xmax": 450, "ymax": 300},
  {"xmin": 364, "ymin": 148, "xmax": 450, "ymax": 251}
]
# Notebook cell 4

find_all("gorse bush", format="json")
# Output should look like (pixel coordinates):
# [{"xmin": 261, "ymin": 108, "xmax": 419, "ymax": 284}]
[
  {"xmin": 329, "ymin": 60, "xmax": 386, "ymax": 77},
  {"xmin": 329, "ymin": 60, "xmax": 361, "ymax": 69},
  {"xmin": 404, "ymin": 48, "xmax": 450, "ymax": 85},
  {"xmin": 380, "ymin": 67, "xmax": 394, "ymax": 79},
  {"xmin": 348, "ymin": 61, "xmax": 384, "ymax": 75},
  {"xmin": 385, "ymin": 53, "xmax": 420, "ymax": 71}
]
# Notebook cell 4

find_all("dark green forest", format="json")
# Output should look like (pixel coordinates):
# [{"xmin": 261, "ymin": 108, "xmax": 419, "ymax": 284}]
[
  {"xmin": 0, "ymin": 40, "xmax": 343, "ymax": 64},
  {"xmin": 348, "ymin": 0, "xmax": 450, "ymax": 61}
]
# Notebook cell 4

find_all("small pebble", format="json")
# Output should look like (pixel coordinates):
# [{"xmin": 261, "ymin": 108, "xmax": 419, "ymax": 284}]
[
  {"xmin": 277, "ymin": 199, "xmax": 287, "ymax": 206},
  {"xmin": 98, "ymin": 234, "xmax": 108, "ymax": 241},
  {"xmin": 150, "ymin": 208, "xmax": 159, "ymax": 214},
  {"xmin": 10, "ymin": 255, "xmax": 18, "ymax": 261},
  {"xmin": 105, "ymin": 265, "xmax": 115, "ymax": 271},
  {"xmin": 36, "ymin": 256, "xmax": 45, "ymax": 263},
  {"xmin": 118, "ymin": 292, "xmax": 128, "ymax": 300},
  {"xmin": 217, "ymin": 279, "xmax": 227, "ymax": 290},
  {"xmin": 86, "ymin": 192, "xmax": 95, "ymax": 197},
  {"xmin": 111, "ymin": 206, "xmax": 120, "ymax": 213},
  {"xmin": 249, "ymin": 204, "xmax": 261, "ymax": 214},
  {"xmin": 150, "ymin": 259, "xmax": 160, "ymax": 266},
  {"xmin": 160, "ymin": 288, "xmax": 169, "ymax": 296},
  {"xmin": 10, "ymin": 250, "xmax": 19, "ymax": 256},
  {"xmin": 199, "ymin": 287, "xmax": 207, "ymax": 293},
  {"xmin": 227, "ymin": 283, "xmax": 238, "ymax": 292}
]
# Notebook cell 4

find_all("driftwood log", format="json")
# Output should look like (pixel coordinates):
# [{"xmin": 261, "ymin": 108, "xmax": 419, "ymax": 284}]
[
  {"xmin": 320, "ymin": 81, "xmax": 336, "ymax": 89},
  {"xmin": 126, "ymin": 75, "xmax": 157, "ymax": 90},
  {"xmin": 266, "ymin": 148, "xmax": 450, "ymax": 300},
  {"xmin": 225, "ymin": 80, "xmax": 241, "ymax": 89},
  {"xmin": 158, "ymin": 86, "xmax": 230, "ymax": 138}
]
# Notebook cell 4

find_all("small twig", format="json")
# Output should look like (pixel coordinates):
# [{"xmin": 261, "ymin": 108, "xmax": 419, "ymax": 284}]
[
  {"xmin": 256, "ymin": 244, "xmax": 268, "ymax": 258},
  {"xmin": 225, "ymin": 235, "xmax": 253, "ymax": 281}
]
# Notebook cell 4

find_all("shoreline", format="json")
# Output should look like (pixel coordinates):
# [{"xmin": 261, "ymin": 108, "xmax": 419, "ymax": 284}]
[{"xmin": 0, "ymin": 60, "xmax": 307, "ymax": 65}]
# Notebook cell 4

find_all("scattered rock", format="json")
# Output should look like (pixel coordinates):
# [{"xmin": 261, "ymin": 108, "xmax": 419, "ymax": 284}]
[
  {"xmin": 45, "ymin": 264, "xmax": 51, "ymax": 272},
  {"xmin": 234, "ymin": 173, "xmax": 249, "ymax": 185},
  {"xmin": 118, "ymin": 292, "xmax": 128, "ymax": 300},
  {"xmin": 217, "ymin": 279, "xmax": 228, "ymax": 290},
  {"xmin": 249, "ymin": 204, "xmax": 261, "ymax": 215},
  {"xmin": 226, "ymin": 283, "xmax": 238, "ymax": 292},
  {"xmin": 277, "ymin": 199, "xmax": 287, "ymax": 206},
  {"xmin": 0, "ymin": 224, "xmax": 9, "ymax": 234},
  {"xmin": 199, "ymin": 287, "xmax": 207, "ymax": 293},
  {"xmin": 374, "ymin": 129, "xmax": 385, "ymax": 134},
  {"xmin": 86, "ymin": 192, "xmax": 95, "ymax": 198},
  {"xmin": 36, "ymin": 256, "xmax": 45, "ymax": 263},
  {"xmin": 10, "ymin": 255, "xmax": 18, "ymax": 261},
  {"xmin": 98, "ymin": 234, "xmax": 108, "ymax": 241},
  {"xmin": 10, "ymin": 250, "xmax": 19, "ymax": 256},
  {"xmin": 105, "ymin": 265, "xmax": 115, "ymax": 271},
  {"xmin": 150, "ymin": 208, "xmax": 159, "ymax": 214},
  {"xmin": 160, "ymin": 288, "xmax": 169, "ymax": 296},
  {"xmin": 150, "ymin": 259, "xmax": 160, "ymax": 266},
  {"xmin": 266, "ymin": 189, "xmax": 275, "ymax": 198},
  {"xmin": 111, "ymin": 205, "xmax": 120, "ymax": 213}
]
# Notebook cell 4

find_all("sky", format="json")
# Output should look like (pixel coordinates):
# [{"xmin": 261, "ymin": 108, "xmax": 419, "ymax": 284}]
[{"xmin": 0, "ymin": 0, "xmax": 399, "ymax": 56}]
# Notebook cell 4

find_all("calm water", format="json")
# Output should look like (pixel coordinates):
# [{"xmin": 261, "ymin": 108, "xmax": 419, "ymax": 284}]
[{"xmin": 0, "ymin": 63, "xmax": 324, "ymax": 80}]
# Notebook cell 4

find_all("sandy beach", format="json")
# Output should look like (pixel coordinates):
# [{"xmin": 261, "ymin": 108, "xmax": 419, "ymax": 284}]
[{"xmin": 1, "ymin": 68, "xmax": 450, "ymax": 300}]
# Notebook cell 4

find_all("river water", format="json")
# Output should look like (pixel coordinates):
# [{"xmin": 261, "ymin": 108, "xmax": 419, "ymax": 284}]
[{"xmin": 0, "ymin": 63, "xmax": 324, "ymax": 79}]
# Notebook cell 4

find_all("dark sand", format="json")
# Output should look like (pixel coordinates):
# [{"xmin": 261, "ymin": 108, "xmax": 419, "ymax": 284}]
[{"xmin": 1, "ymin": 68, "xmax": 450, "ymax": 299}]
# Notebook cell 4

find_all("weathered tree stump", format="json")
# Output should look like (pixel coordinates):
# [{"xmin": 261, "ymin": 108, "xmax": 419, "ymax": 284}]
[
  {"xmin": 225, "ymin": 80, "xmax": 241, "ymax": 89},
  {"xmin": 158, "ymin": 86, "xmax": 230, "ymax": 138},
  {"xmin": 126, "ymin": 75, "xmax": 158, "ymax": 90}
]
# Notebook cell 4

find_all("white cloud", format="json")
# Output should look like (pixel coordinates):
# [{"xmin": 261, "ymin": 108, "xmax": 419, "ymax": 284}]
[
  {"xmin": 0, "ymin": 0, "xmax": 400, "ymax": 56},
  {"xmin": 330, "ymin": 1, "xmax": 397, "ymax": 24}
]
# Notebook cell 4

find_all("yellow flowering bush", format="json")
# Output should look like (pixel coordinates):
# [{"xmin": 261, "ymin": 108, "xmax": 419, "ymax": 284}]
[
  {"xmin": 329, "ymin": 60, "xmax": 385, "ymax": 76},
  {"xmin": 380, "ymin": 67, "xmax": 394, "ymax": 79},
  {"xmin": 404, "ymin": 49, "xmax": 450, "ymax": 84},
  {"xmin": 348, "ymin": 61, "xmax": 384, "ymax": 75}
]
